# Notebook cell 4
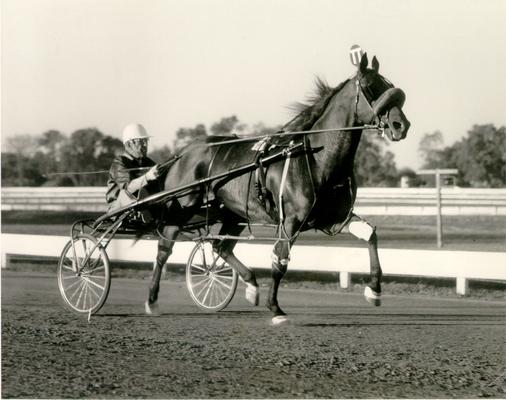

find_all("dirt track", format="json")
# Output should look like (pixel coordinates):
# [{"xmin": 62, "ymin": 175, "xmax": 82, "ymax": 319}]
[{"xmin": 2, "ymin": 270, "xmax": 505, "ymax": 398}]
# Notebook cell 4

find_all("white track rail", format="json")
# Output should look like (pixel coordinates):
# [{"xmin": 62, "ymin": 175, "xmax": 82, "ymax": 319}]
[
  {"xmin": 2, "ymin": 233, "xmax": 505, "ymax": 296},
  {"xmin": 2, "ymin": 187, "xmax": 506, "ymax": 215}
]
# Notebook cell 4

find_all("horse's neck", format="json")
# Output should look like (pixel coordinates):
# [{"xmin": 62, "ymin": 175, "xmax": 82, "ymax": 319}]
[{"xmin": 310, "ymin": 83, "xmax": 362, "ymax": 186}]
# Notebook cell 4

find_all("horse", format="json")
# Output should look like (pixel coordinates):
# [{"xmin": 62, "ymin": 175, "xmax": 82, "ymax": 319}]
[{"xmin": 146, "ymin": 53, "xmax": 410, "ymax": 324}]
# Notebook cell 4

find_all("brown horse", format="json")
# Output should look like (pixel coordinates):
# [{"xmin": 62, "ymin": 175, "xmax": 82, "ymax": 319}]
[{"xmin": 146, "ymin": 54, "xmax": 410, "ymax": 324}]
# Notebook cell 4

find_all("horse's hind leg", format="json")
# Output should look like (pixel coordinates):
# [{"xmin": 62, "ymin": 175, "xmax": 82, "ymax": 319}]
[
  {"xmin": 345, "ymin": 214, "xmax": 382, "ymax": 306},
  {"xmin": 212, "ymin": 222, "xmax": 260, "ymax": 306},
  {"xmin": 145, "ymin": 225, "xmax": 179, "ymax": 315}
]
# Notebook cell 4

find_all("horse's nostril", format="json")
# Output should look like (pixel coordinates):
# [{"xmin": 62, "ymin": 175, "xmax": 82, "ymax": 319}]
[{"xmin": 393, "ymin": 121, "xmax": 402, "ymax": 130}]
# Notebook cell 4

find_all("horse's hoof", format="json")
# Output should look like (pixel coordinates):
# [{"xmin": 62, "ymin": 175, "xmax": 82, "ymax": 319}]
[
  {"xmin": 145, "ymin": 301, "xmax": 160, "ymax": 315},
  {"xmin": 364, "ymin": 286, "xmax": 381, "ymax": 306},
  {"xmin": 271, "ymin": 315, "xmax": 290, "ymax": 326},
  {"xmin": 245, "ymin": 282, "xmax": 259, "ymax": 306}
]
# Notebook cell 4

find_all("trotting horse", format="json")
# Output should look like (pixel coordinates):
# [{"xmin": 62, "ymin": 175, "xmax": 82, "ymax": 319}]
[{"xmin": 146, "ymin": 53, "xmax": 410, "ymax": 324}]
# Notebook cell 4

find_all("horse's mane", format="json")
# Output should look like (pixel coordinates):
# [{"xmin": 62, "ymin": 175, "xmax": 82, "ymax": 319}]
[{"xmin": 284, "ymin": 76, "xmax": 350, "ymax": 132}]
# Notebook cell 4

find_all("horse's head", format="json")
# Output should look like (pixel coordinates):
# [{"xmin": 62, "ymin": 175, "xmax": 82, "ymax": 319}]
[{"xmin": 355, "ymin": 53, "xmax": 410, "ymax": 141}]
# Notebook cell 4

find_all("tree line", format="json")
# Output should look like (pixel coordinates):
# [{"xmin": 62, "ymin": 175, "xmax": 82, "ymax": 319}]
[
  {"xmin": 1, "ymin": 118, "xmax": 504, "ymax": 188},
  {"xmin": 411, "ymin": 124, "xmax": 505, "ymax": 187}
]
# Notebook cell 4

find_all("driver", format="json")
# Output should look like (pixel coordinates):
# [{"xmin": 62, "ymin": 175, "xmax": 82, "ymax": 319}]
[{"xmin": 106, "ymin": 123, "xmax": 160, "ymax": 215}]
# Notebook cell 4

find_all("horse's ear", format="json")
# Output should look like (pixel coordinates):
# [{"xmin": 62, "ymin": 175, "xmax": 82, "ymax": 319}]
[
  {"xmin": 359, "ymin": 52, "xmax": 368, "ymax": 73},
  {"xmin": 371, "ymin": 56, "xmax": 379, "ymax": 73}
]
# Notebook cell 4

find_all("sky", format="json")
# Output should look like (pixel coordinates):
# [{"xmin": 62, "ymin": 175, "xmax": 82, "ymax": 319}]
[{"xmin": 1, "ymin": 0, "xmax": 505, "ymax": 169}]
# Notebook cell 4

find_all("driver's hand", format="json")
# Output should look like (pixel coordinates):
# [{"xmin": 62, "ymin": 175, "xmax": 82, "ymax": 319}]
[{"xmin": 145, "ymin": 165, "xmax": 159, "ymax": 181}]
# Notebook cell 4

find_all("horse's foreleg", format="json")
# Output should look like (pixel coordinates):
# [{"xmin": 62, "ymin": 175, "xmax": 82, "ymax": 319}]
[
  {"xmin": 145, "ymin": 225, "xmax": 178, "ymax": 315},
  {"xmin": 267, "ymin": 238, "xmax": 291, "ymax": 324},
  {"xmin": 345, "ymin": 214, "xmax": 382, "ymax": 306}
]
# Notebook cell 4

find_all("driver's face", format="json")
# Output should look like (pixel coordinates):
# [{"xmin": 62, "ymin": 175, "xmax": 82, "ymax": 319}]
[{"xmin": 126, "ymin": 138, "xmax": 148, "ymax": 159}]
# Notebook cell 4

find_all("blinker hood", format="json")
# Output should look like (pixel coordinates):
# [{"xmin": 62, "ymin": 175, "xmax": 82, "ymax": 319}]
[{"xmin": 372, "ymin": 88, "xmax": 406, "ymax": 116}]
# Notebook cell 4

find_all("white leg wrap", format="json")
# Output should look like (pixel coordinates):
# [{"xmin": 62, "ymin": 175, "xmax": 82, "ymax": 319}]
[
  {"xmin": 271, "ymin": 253, "xmax": 290, "ymax": 264},
  {"xmin": 245, "ymin": 282, "xmax": 260, "ymax": 306},
  {"xmin": 364, "ymin": 287, "xmax": 381, "ymax": 306},
  {"xmin": 145, "ymin": 301, "xmax": 160, "ymax": 315},
  {"xmin": 271, "ymin": 315, "xmax": 290, "ymax": 325},
  {"xmin": 349, "ymin": 221, "xmax": 374, "ymax": 241}
]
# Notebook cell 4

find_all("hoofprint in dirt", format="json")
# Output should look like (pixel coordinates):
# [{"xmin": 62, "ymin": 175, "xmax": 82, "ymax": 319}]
[{"xmin": 2, "ymin": 271, "xmax": 505, "ymax": 398}]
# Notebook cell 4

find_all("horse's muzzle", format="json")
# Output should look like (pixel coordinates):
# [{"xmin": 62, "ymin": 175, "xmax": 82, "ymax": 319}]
[{"xmin": 373, "ymin": 88, "xmax": 409, "ymax": 141}]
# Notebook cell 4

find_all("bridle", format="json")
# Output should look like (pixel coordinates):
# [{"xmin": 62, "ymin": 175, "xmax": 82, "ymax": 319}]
[{"xmin": 354, "ymin": 74, "xmax": 394, "ymax": 137}]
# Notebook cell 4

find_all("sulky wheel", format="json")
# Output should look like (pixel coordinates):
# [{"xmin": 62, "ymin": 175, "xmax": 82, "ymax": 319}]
[
  {"xmin": 58, "ymin": 233, "xmax": 111, "ymax": 315},
  {"xmin": 186, "ymin": 241, "xmax": 238, "ymax": 312}
]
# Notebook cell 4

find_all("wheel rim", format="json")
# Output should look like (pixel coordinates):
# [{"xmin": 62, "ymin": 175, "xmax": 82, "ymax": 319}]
[
  {"xmin": 58, "ymin": 235, "xmax": 110, "ymax": 314},
  {"xmin": 186, "ymin": 241, "xmax": 237, "ymax": 311}
]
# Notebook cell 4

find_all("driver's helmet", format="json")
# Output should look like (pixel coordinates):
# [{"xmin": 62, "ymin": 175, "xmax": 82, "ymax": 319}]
[{"xmin": 122, "ymin": 123, "xmax": 151, "ymax": 144}]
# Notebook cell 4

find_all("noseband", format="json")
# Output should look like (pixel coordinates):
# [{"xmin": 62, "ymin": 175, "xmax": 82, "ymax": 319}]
[{"xmin": 354, "ymin": 75, "xmax": 406, "ymax": 135}]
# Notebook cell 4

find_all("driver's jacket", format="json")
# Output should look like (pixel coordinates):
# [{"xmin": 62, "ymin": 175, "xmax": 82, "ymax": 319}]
[{"xmin": 106, "ymin": 152, "xmax": 157, "ymax": 204}]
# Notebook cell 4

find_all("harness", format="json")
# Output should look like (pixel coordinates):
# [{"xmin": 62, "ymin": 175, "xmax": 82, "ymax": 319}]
[
  {"xmin": 251, "ymin": 136, "xmax": 277, "ymax": 219},
  {"xmin": 56, "ymin": 73, "xmax": 404, "ymax": 249},
  {"xmin": 237, "ymin": 72, "xmax": 406, "ymax": 252}
]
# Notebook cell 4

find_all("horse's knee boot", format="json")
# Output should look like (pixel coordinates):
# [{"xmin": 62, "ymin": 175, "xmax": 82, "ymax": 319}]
[
  {"xmin": 349, "ymin": 220, "xmax": 375, "ymax": 242},
  {"xmin": 271, "ymin": 253, "xmax": 288, "ymax": 279},
  {"xmin": 156, "ymin": 244, "xmax": 172, "ymax": 266}
]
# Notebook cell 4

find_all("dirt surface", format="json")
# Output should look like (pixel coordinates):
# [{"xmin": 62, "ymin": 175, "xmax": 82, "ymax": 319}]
[{"xmin": 2, "ymin": 271, "xmax": 505, "ymax": 398}]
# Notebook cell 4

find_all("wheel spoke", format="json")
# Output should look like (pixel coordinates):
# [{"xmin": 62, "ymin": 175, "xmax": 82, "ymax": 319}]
[
  {"xmin": 59, "ymin": 235, "xmax": 110, "ymax": 315},
  {"xmin": 68, "ymin": 279, "xmax": 85, "ymax": 302},
  {"xmin": 213, "ymin": 275, "xmax": 233, "ymax": 290},
  {"xmin": 82, "ymin": 282, "xmax": 89, "ymax": 310},
  {"xmin": 81, "ymin": 270, "xmax": 106, "ymax": 281},
  {"xmin": 84, "ymin": 274, "xmax": 106, "ymax": 285},
  {"xmin": 194, "ymin": 276, "xmax": 212, "ymax": 298},
  {"xmin": 216, "ymin": 264, "xmax": 233, "ymax": 273},
  {"xmin": 190, "ymin": 263, "xmax": 207, "ymax": 273},
  {"xmin": 199, "ymin": 246, "xmax": 208, "ymax": 269},
  {"xmin": 210, "ymin": 283, "xmax": 219, "ymax": 306},
  {"xmin": 186, "ymin": 242, "xmax": 237, "ymax": 311},
  {"xmin": 214, "ymin": 264, "xmax": 234, "ymax": 282},
  {"xmin": 201, "ymin": 280, "xmax": 213, "ymax": 305},
  {"xmin": 76, "ymin": 280, "xmax": 86, "ymax": 309},
  {"xmin": 189, "ymin": 272, "xmax": 207, "ymax": 278},
  {"xmin": 64, "ymin": 276, "xmax": 83, "ymax": 292},
  {"xmin": 82, "ymin": 276, "xmax": 105, "ymax": 291},
  {"xmin": 86, "ymin": 281, "xmax": 101, "ymax": 300},
  {"xmin": 87, "ymin": 283, "xmax": 94, "ymax": 310},
  {"xmin": 211, "ymin": 278, "xmax": 227, "ymax": 304},
  {"xmin": 85, "ymin": 264, "xmax": 105, "ymax": 275},
  {"xmin": 80, "ymin": 240, "xmax": 88, "ymax": 258},
  {"xmin": 61, "ymin": 261, "xmax": 76, "ymax": 272}
]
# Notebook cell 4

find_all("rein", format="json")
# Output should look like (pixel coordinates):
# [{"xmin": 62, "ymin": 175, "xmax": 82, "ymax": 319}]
[
  {"xmin": 206, "ymin": 124, "xmax": 382, "ymax": 148},
  {"xmin": 44, "ymin": 166, "xmax": 149, "ymax": 177},
  {"xmin": 44, "ymin": 154, "xmax": 181, "ymax": 177}
]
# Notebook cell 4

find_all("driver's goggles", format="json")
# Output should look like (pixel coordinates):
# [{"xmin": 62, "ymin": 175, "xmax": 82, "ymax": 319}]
[{"xmin": 130, "ymin": 138, "xmax": 149, "ymax": 146}]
